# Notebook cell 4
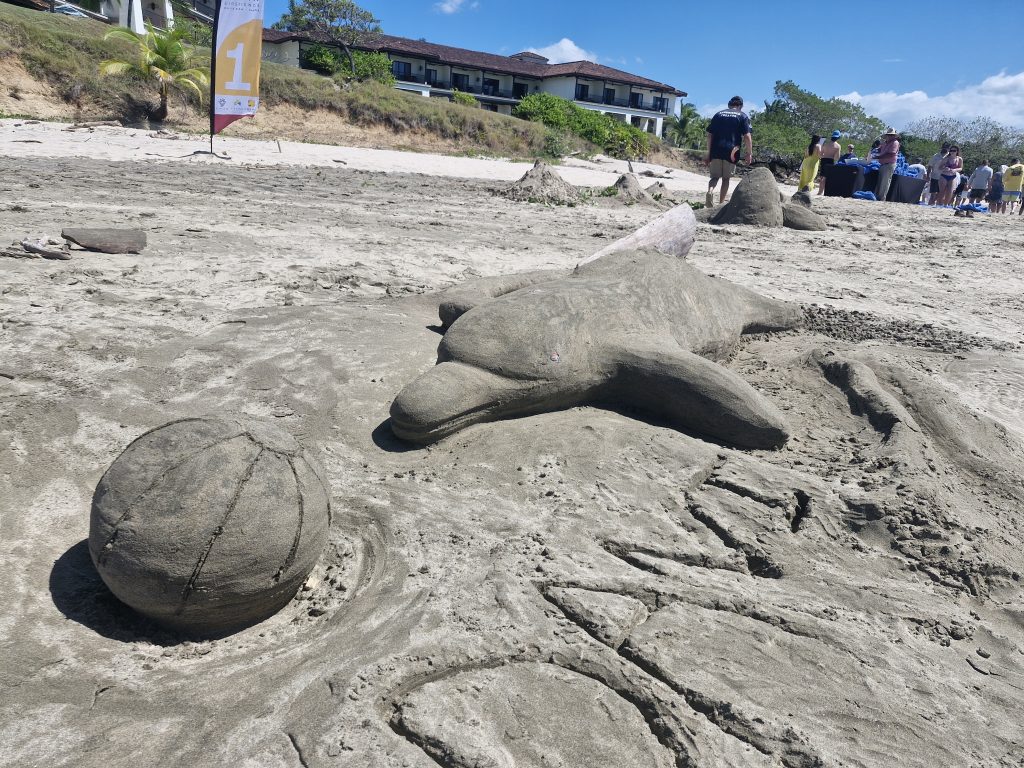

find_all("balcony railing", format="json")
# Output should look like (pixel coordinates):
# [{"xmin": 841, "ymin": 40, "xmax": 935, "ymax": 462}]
[
  {"xmin": 393, "ymin": 71, "xmax": 667, "ymax": 112},
  {"xmin": 574, "ymin": 93, "xmax": 670, "ymax": 114}
]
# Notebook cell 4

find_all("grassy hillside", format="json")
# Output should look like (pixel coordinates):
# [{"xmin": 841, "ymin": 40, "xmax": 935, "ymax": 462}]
[{"xmin": 0, "ymin": 3, "xmax": 568, "ymax": 158}]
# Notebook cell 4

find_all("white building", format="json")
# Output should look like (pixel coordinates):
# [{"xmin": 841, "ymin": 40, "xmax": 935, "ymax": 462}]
[{"xmin": 262, "ymin": 31, "xmax": 685, "ymax": 136}]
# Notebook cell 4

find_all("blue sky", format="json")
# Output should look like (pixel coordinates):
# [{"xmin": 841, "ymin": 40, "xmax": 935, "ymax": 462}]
[{"xmin": 264, "ymin": 0, "xmax": 1024, "ymax": 129}]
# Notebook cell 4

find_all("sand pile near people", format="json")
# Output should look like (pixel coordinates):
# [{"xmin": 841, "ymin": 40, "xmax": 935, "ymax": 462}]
[
  {"xmin": 605, "ymin": 173, "xmax": 659, "ymax": 205},
  {"xmin": 498, "ymin": 160, "xmax": 581, "ymax": 205},
  {"xmin": 645, "ymin": 181, "xmax": 681, "ymax": 208}
]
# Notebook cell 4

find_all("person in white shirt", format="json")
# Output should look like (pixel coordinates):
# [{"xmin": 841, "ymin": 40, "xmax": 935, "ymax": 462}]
[
  {"xmin": 906, "ymin": 157, "xmax": 928, "ymax": 201},
  {"xmin": 967, "ymin": 161, "xmax": 993, "ymax": 204}
]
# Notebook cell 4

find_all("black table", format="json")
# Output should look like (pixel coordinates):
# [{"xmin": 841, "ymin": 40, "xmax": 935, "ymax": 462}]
[
  {"xmin": 888, "ymin": 175, "xmax": 926, "ymax": 203},
  {"xmin": 856, "ymin": 169, "xmax": 925, "ymax": 202},
  {"xmin": 821, "ymin": 164, "xmax": 859, "ymax": 197}
]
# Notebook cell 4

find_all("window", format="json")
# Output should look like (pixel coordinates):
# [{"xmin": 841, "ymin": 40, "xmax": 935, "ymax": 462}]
[
  {"xmin": 483, "ymin": 78, "xmax": 500, "ymax": 96},
  {"xmin": 575, "ymin": 83, "xmax": 589, "ymax": 101},
  {"xmin": 603, "ymin": 88, "xmax": 615, "ymax": 104},
  {"xmin": 629, "ymin": 92, "xmax": 642, "ymax": 108},
  {"xmin": 652, "ymin": 97, "xmax": 667, "ymax": 113},
  {"xmin": 513, "ymin": 82, "xmax": 528, "ymax": 99},
  {"xmin": 392, "ymin": 61, "xmax": 412, "ymax": 80},
  {"xmin": 452, "ymin": 72, "xmax": 470, "ymax": 91},
  {"xmin": 426, "ymin": 68, "xmax": 438, "ymax": 85}
]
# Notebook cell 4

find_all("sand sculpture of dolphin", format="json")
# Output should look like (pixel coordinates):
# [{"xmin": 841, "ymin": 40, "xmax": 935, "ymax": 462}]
[{"xmin": 390, "ymin": 204, "xmax": 802, "ymax": 449}]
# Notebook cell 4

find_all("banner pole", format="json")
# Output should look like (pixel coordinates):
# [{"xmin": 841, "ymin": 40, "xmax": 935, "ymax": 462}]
[{"xmin": 208, "ymin": 0, "xmax": 219, "ymax": 145}]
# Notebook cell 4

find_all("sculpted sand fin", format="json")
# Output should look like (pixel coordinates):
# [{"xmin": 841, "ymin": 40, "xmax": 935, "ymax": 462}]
[
  {"xmin": 578, "ymin": 202, "xmax": 697, "ymax": 266},
  {"xmin": 609, "ymin": 340, "xmax": 790, "ymax": 449}
]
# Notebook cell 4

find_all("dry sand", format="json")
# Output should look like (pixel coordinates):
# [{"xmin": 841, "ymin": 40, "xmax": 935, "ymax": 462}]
[{"xmin": 2, "ymin": 124, "xmax": 1024, "ymax": 768}]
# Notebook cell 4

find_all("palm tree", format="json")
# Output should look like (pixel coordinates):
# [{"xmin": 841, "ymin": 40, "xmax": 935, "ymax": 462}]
[
  {"xmin": 100, "ymin": 23, "xmax": 209, "ymax": 122},
  {"xmin": 663, "ymin": 103, "xmax": 706, "ymax": 149}
]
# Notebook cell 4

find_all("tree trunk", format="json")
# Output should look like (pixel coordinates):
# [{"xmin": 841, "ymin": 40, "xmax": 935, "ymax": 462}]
[
  {"xmin": 343, "ymin": 44, "xmax": 355, "ymax": 77},
  {"xmin": 150, "ymin": 83, "xmax": 169, "ymax": 123}
]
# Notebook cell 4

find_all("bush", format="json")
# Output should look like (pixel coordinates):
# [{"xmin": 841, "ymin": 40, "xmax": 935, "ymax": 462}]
[
  {"xmin": 300, "ymin": 43, "xmax": 339, "ymax": 75},
  {"xmin": 514, "ymin": 92, "xmax": 652, "ymax": 159},
  {"xmin": 332, "ymin": 50, "xmax": 394, "ymax": 86},
  {"xmin": 450, "ymin": 89, "xmax": 476, "ymax": 107},
  {"xmin": 543, "ymin": 128, "xmax": 571, "ymax": 158}
]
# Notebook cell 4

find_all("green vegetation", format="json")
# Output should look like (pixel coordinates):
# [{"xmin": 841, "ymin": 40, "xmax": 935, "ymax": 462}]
[
  {"xmin": 750, "ymin": 80, "xmax": 886, "ymax": 169},
  {"xmin": 450, "ymin": 89, "xmax": 476, "ymax": 107},
  {"xmin": 663, "ymin": 103, "xmax": 707, "ymax": 150},
  {"xmin": 300, "ymin": 43, "xmax": 393, "ymax": 85},
  {"xmin": 0, "ymin": 4, "xmax": 561, "ymax": 158},
  {"xmin": 900, "ymin": 116, "xmax": 1024, "ymax": 173},
  {"xmin": 100, "ymin": 22, "xmax": 208, "ymax": 121},
  {"xmin": 513, "ymin": 92, "xmax": 653, "ymax": 159},
  {"xmin": 273, "ymin": 0, "xmax": 379, "ymax": 76},
  {"xmin": 259, "ymin": 73, "xmax": 551, "ymax": 156},
  {"xmin": 170, "ymin": 3, "xmax": 212, "ymax": 47},
  {"xmin": 748, "ymin": 80, "xmax": 1024, "ymax": 173},
  {"xmin": 0, "ymin": 4, "xmax": 155, "ymax": 110}
]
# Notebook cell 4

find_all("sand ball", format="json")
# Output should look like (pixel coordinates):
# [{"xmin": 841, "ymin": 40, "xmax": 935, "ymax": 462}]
[{"xmin": 89, "ymin": 416, "xmax": 332, "ymax": 636}]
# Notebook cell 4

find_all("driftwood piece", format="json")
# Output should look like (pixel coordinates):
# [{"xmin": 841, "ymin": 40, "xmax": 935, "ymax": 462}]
[
  {"xmin": 1, "ymin": 246, "xmax": 40, "ymax": 259},
  {"xmin": 64, "ymin": 121, "xmax": 122, "ymax": 131},
  {"xmin": 62, "ymin": 228, "xmax": 146, "ymax": 254},
  {"xmin": 20, "ymin": 239, "xmax": 71, "ymax": 260}
]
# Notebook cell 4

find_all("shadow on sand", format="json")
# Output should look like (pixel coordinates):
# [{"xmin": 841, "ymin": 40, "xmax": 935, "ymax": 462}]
[{"xmin": 49, "ymin": 540, "xmax": 181, "ymax": 646}]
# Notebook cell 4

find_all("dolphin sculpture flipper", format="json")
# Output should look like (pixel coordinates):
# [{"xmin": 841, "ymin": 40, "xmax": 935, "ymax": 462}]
[
  {"xmin": 391, "ymin": 339, "xmax": 790, "ymax": 449},
  {"xmin": 391, "ymin": 205, "xmax": 802, "ymax": 449}
]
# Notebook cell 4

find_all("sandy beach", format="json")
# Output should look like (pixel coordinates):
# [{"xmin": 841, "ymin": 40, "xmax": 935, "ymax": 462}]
[{"xmin": 2, "ymin": 124, "xmax": 1023, "ymax": 767}]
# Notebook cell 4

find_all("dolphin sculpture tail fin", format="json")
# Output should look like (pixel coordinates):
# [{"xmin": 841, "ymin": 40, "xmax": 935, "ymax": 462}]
[
  {"xmin": 579, "ymin": 203, "xmax": 697, "ymax": 267},
  {"xmin": 610, "ymin": 341, "xmax": 791, "ymax": 449}
]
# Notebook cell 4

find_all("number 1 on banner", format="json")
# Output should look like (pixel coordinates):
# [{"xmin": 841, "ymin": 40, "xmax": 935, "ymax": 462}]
[{"xmin": 226, "ymin": 43, "xmax": 251, "ymax": 91}]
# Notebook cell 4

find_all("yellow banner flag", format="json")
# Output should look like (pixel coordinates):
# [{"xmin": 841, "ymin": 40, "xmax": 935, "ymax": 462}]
[{"xmin": 211, "ymin": 0, "xmax": 264, "ymax": 134}]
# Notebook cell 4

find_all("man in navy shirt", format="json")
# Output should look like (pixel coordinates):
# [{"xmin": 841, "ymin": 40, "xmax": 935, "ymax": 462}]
[{"xmin": 705, "ymin": 96, "xmax": 753, "ymax": 207}]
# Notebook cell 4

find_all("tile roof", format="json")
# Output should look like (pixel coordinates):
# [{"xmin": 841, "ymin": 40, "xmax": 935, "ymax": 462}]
[{"xmin": 261, "ymin": 30, "xmax": 685, "ymax": 96}]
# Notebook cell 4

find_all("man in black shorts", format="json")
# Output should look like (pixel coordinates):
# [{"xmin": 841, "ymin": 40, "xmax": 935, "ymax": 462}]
[{"xmin": 705, "ymin": 96, "xmax": 753, "ymax": 207}]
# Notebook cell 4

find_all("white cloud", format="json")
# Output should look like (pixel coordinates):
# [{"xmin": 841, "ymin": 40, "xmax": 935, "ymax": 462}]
[
  {"xmin": 434, "ymin": 0, "xmax": 468, "ymax": 13},
  {"xmin": 698, "ymin": 103, "xmax": 725, "ymax": 117},
  {"xmin": 526, "ymin": 38, "xmax": 598, "ymax": 64},
  {"xmin": 840, "ymin": 70, "xmax": 1024, "ymax": 130}
]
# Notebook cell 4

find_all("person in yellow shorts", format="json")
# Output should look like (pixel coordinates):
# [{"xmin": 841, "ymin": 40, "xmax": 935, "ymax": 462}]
[{"xmin": 1003, "ymin": 158, "xmax": 1023, "ymax": 214}]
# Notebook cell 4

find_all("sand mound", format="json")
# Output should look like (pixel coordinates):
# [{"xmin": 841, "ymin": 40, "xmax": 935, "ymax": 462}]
[
  {"xmin": 604, "ymin": 173, "xmax": 660, "ymax": 205},
  {"xmin": 645, "ymin": 181, "xmax": 681, "ymax": 209},
  {"xmin": 499, "ymin": 160, "xmax": 581, "ymax": 205}
]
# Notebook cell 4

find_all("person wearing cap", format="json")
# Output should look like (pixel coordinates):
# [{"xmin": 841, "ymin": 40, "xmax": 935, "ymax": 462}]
[
  {"xmin": 874, "ymin": 127, "xmax": 900, "ymax": 201},
  {"xmin": 927, "ymin": 142, "xmax": 950, "ymax": 205},
  {"xmin": 817, "ymin": 130, "xmax": 842, "ymax": 196},
  {"xmin": 704, "ymin": 95, "xmax": 753, "ymax": 207},
  {"xmin": 839, "ymin": 143, "xmax": 857, "ymax": 162}
]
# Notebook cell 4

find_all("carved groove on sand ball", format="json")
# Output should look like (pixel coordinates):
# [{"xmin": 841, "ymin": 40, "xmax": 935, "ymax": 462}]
[{"xmin": 88, "ymin": 416, "xmax": 332, "ymax": 637}]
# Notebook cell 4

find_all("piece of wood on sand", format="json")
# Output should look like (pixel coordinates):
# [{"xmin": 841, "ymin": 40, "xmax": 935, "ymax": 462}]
[
  {"xmin": 62, "ymin": 228, "xmax": 146, "ymax": 254},
  {"xmin": 20, "ymin": 239, "xmax": 71, "ymax": 260}
]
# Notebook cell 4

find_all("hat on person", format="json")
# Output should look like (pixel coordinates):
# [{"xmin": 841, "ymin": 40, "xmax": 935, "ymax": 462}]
[
  {"xmin": 831, "ymin": 130, "xmax": 841, "ymax": 139},
  {"xmin": 883, "ymin": 126, "xmax": 898, "ymax": 136}
]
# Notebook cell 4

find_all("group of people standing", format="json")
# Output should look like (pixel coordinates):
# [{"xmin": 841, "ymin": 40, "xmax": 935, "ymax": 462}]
[
  {"xmin": 704, "ymin": 97, "xmax": 1023, "ymax": 215},
  {"xmin": 799, "ymin": 127, "xmax": 902, "ymax": 200},
  {"xmin": 924, "ymin": 143, "xmax": 1023, "ymax": 213}
]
